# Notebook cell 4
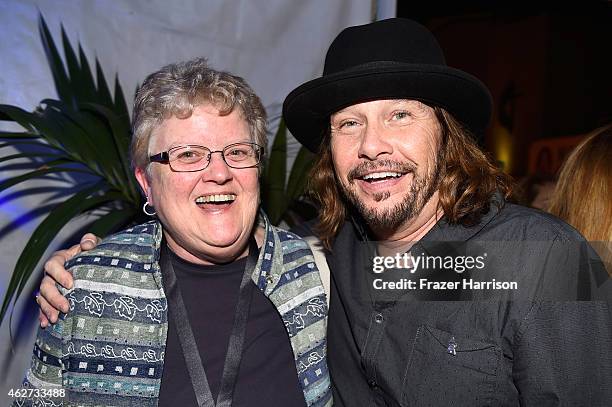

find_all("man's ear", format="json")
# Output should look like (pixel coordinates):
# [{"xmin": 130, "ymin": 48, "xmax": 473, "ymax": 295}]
[{"xmin": 135, "ymin": 167, "xmax": 153, "ymax": 205}]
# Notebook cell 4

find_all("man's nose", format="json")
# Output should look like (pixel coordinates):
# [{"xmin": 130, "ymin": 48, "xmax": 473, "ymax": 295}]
[{"xmin": 357, "ymin": 123, "xmax": 393, "ymax": 160}]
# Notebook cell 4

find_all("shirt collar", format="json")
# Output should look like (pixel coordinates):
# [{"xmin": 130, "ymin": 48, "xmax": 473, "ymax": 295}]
[
  {"xmin": 349, "ymin": 192, "xmax": 505, "ymax": 244},
  {"xmin": 421, "ymin": 193, "xmax": 504, "ymax": 243}
]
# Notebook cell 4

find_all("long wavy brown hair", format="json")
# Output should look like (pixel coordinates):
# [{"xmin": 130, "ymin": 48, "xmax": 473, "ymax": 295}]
[
  {"xmin": 548, "ymin": 124, "xmax": 612, "ymax": 242},
  {"xmin": 309, "ymin": 107, "xmax": 513, "ymax": 249}
]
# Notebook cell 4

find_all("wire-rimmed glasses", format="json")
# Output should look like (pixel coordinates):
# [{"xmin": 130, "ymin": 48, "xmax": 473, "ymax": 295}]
[{"xmin": 149, "ymin": 142, "xmax": 263, "ymax": 172}]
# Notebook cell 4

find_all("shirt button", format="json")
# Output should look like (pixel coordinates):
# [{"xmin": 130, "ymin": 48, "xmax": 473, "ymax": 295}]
[
  {"xmin": 266, "ymin": 275, "xmax": 274, "ymax": 285},
  {"xmin": 374, "ymin": 313, "xmax": 384, "ymax": 323}
]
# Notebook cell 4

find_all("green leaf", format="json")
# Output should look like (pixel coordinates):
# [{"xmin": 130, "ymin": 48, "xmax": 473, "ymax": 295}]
[
  {"xmin": 0, "ymin": 184, "xmax": 124, "ymax": 326},
  {"xmin": 38, "ymin": 14, "xmax": 73, "ymax": 104},
  {"xmin": 0, "ymin": 152, "xmax": 64, "ymax": 165},
  {"xmin": 60, "ymin": 26, "xmax": 95, "ymax": 105},
  {"xmin": 0, "ymin": 104, "xmax": 67, "ymax": 153},
  {"xmin": 262, "ymin": 119, "xmax": 288, "ymax": 224},
  {"xmin": 0, "ymin": 162, "xmax": 93, "ymax": 194},
  {"xmin": 286, "ymin": 146, "xmax": 315, "ymax": 201},
  {"xmin": 46, "ymin": 100, "xmax": 124, "ymax": 167},
  {"xmin": 34, "ymin": 103, "xmax": 97, "ymax": 167},
  {"xmin": 76, "ymin": 44, "xmax": 97, "ymax": 103},
  {"xmin": 0, "ymin": 131, "xmax": 40, "ymax": 140},
  {"xmin": 60, "ymin": 25, "xmax": 82, "ymax": 99},
  {"xmin": 29, "ymin": 103, "xmax": 84, "ymax": 155},
  {"xmin": 81, "ymin": 103, "xmax": 138, "ymax": 202},
  {"xmin": 94, "ymin": 58, "xmax": 115, "ymax": 109},
  {"xmin": 37, "ymin": 101, "xmax": 121, "ymax": 181},
  {"xmin": 0, "ymin": 141, "xmax": 62, "ymax": 151},
  {"xmin": 113, "ymin": 74, "xmax": 130, "ymax": 127},
  {"xmin": 0, "ymin": 12, "xmax": 141, "ymax": 330},
  {"xmin": 0, "ymin": 105, "xmax": 38, "ymax": 133}
]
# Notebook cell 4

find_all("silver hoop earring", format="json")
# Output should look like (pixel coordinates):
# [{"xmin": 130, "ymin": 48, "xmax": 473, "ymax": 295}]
[{"xmin": 143, "ymin": 201, "xmax": 156, "ymax": 216}]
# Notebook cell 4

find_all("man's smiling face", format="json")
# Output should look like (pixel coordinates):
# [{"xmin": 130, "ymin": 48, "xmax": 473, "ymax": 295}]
[{"xmin": 330, "ymin": 99, "xmax": 443, "ymax": 233}]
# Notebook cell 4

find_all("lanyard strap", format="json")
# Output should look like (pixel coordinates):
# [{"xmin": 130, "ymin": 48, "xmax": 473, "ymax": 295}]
[{"xmin": 161, "ymin": 238, "xmax": 259, "ymax": 407}]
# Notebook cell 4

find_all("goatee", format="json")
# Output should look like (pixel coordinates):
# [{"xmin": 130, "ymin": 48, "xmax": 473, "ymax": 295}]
[{"xmin": 340, "ymin": 159, "xmax": 442, "ymax": 232}]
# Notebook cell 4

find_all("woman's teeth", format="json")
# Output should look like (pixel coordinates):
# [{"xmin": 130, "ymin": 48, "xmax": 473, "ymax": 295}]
[{"xmin": 195, "ymin": 194, "xmax": 237, "ymax": 204}]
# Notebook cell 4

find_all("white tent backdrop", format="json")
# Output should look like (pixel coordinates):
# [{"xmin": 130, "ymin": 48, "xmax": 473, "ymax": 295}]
[{"xmin": 0, "ymin": 0, "xmax": 376, "ymax": 399}]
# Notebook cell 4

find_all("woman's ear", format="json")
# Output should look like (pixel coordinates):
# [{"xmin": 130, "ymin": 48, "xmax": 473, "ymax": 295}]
[{"xmin": 135, "ymin": 167, "xmax": 153, "ymax": 205}]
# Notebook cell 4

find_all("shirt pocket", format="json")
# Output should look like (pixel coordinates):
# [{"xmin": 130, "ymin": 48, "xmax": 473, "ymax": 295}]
[{"xmin": 402, "ymin": 325, "xmax": 502, "ymax": 407}]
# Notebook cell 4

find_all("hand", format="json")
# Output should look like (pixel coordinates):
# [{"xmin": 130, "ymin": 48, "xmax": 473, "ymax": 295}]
[{"xmin": 38, "ymin": 233, "xmax": 100, "ymax": 327}]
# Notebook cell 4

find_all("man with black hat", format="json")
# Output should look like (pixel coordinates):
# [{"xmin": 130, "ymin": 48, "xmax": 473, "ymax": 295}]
[
  {"xmin": 36, "ymin": 17, "xmax": 612, "ymax": 407},
  {"xmin": 283, "ymin": 18, "xmax": 612, "ymax": 406}
]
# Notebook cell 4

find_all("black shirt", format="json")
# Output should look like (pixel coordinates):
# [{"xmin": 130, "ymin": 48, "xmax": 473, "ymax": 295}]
[
  {"xmin": 157, "ymin": 248, "xmax": 306, "ymax": 407},
  {"xmin": 326, "ymin": 200, "xmax": 612, "ymax": 406}
]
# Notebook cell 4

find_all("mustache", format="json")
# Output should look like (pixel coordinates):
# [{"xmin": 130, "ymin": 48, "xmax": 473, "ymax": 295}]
[{"xmin": 347, "ymin": 159, "xmax": 416, "ymax": 183}]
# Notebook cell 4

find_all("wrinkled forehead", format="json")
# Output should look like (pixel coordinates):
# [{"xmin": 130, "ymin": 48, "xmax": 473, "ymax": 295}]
[
  {"xmin": 331, "ymin": 99, "xmax": 435, "ymax": 118},
  {"xmin": 148, "ymin": 103, "xmax": 251, "ymax": 151},
  {"xmin": 328, "ymin": 98, "xmax": 443, "ymax": 150}
]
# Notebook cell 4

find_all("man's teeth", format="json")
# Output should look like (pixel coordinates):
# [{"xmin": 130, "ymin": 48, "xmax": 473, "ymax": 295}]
[
  {"xmin": 195, "ymin": 194, "xmax": 237, "ymax": 203},
  {"xmin": 362, "ymin": 172, "xmax": 403, "ymax": 180}
]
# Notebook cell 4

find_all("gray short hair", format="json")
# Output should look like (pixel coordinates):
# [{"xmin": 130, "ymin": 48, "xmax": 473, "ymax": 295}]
[{"xmin": 131, "ymin": 57, "xmax": 267, "ymax": 170}]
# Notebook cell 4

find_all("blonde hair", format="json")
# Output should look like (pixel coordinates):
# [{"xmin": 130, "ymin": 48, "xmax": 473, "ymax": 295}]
[
  {"xmin": 309, "ymin": 107, "xmax": 513, "ymax": 249},
  {"xmin": 130, "ymin": 58, "xmax": 267, "ymax": 170},
  {"xmin": 548, "ymin": 124, "xmax": 612, "ymax": 242}
]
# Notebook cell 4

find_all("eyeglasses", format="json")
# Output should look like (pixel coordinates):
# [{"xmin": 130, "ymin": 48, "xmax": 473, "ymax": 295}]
[{"xmin": 149, "ymin": 142, "xmax": 263, "ymax": 172}]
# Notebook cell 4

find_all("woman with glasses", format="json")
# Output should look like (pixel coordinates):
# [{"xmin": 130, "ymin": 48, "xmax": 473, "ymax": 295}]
[{"xmin": 19, "ymin": 58, "xmax": 331, "ymax": 407}]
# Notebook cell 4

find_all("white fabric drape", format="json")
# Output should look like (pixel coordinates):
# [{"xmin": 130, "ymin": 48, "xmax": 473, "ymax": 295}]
[{"xmin": 0, "ymin": 0, "xmax": 373, "ymax": 400}]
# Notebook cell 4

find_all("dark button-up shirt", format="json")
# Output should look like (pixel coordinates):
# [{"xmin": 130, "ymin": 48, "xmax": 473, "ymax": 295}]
[{"xmin": 327, "ymin": 199, "xmax": 611, "ymax": 406}]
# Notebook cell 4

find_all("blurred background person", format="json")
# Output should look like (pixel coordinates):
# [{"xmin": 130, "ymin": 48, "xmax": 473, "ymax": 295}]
[{"xmin": 548, "ymin": 124, "xmax": 612, "ymax": 272}]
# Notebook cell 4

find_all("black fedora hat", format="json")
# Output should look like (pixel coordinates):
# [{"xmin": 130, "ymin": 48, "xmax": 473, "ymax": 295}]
[{"xmin": 283, "ymin": 18, "xmax": 492, "ymax": 153}]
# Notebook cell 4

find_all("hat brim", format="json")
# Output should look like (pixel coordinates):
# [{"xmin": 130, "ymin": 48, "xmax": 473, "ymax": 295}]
[{"xmin": 283, "ymin": 64, "xmax": 492, "ymax": 153}]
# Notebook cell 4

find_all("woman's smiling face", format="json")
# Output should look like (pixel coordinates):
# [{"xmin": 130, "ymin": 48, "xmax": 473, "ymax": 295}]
[{"xmin": 135, "ymin": 104, "xmax": 260, "ymax": 265}]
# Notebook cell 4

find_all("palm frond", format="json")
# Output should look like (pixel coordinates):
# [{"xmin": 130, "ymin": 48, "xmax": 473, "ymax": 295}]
[
  {"xmin": 261, "ymin": 118, "xmax": 316, "ymax": 226},
  {"xmin": 286, "ymin": 146, "xmax": 315, "ymax": 201},
  {"xmin": 0, "ymin": 152, "xmax": 64, "ymax": 165},
  {"xmin": 0, "ymin": 131, "xmax": 40, "ymax": 140},
  {"xmin": 0, "ymin": 184, "xmax": 125, "ymax": 324},
  {"xmin": 262, "ymin": 118, "xmax": 288, "ymax": 224},
  {"xmin": 0, "ymin": 164, "xmax": 92, "ymax": 194},
  {"xmin": 0, "ymin": 13, "xmax": 141, "ymax": 328},
  {"xmin": 0, "ymin": 141, "xmax": 63, "ymax": 151},
  {"xmin": 38, "ymin": 15, "xmax": 73, "ymax": 105}
]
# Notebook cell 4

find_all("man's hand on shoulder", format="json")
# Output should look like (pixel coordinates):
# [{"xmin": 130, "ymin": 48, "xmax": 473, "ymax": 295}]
[{"xmin": 38, "ymin": 233, "xmax": 100, "ymax": 327}]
